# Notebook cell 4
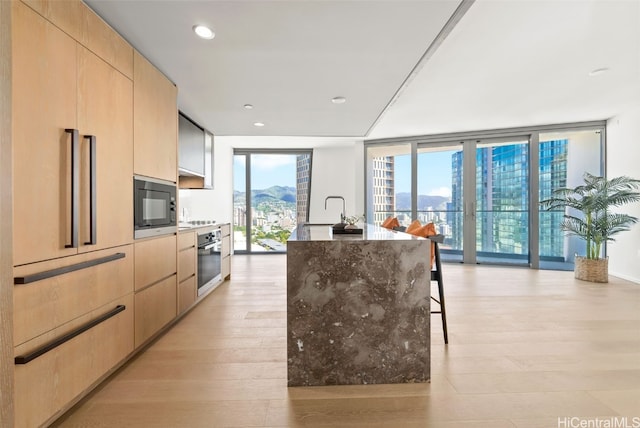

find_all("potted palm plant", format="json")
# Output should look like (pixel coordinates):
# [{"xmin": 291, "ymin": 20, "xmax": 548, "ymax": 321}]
[{"xmin": 540, "ymin": 172, "xmax": 640, "ymax": 283}]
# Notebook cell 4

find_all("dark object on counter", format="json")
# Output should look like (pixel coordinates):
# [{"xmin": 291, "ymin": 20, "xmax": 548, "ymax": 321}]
[
  {"xmin": 332, "ymin": 222, "xmax": 346, "ymax": 231},
  {"xmin": 333, "ymin": 227, "xmax": 363, "ymax": 234}
]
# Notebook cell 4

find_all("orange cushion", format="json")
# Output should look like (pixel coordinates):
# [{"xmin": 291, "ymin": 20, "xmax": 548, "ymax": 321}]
[
  {"xmin": 381, "ymin": 216, "xmax": 394, "ymax": 228},
  {"xmin": 405, "ymin": 220, "xmax": 422, "ymax": 234},
  {"xmin": 385, "ymin": 217, "xmax": 400, "ymax": 229},
  {"xmin": 407, "ymin": 222, "xmax": 437, "ymax": 268},
  {"xmin": 381, "ymin": 216, "xmax": 399, "ymax": 229}
]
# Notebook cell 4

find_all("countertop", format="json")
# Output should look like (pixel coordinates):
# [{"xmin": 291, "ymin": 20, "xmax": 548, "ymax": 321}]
[
  {"xmin": 178, "ymin": 222, "xmax": 225, "ymax": 233},
  {"xmin": 288, "ymin": 223, "xmax": 426, "ymax": 242}
]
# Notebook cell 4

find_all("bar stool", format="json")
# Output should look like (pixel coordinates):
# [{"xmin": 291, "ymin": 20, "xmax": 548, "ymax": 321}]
[{"xmin": 428, "ymin": 234, "xmax": 448, "ymax": 344}]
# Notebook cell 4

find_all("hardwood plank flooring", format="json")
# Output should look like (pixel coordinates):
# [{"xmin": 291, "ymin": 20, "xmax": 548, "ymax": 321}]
[{"xmin": 54, "ymin": 255, "xmax": 640, "ymax": 427}]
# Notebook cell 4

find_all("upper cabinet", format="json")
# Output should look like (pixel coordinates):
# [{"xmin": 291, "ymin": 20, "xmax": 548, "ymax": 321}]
[
  {"xmin": 178, "ymin": 113, "xmax": 205, "ymax": 177},
  {"xmin": 133, "ymin": 51, "xmax": 178, "ymax": 183},
  {"xmin": 12, "ymin": 1, "xmax": 133, "ymax": 266},
  {"xmin": 21, "ymin": 0, "xmax": 133, "ymax": 79},
  {"xmin": 178, "ymin": 113, "xmax": 214, "ymax": 189}
]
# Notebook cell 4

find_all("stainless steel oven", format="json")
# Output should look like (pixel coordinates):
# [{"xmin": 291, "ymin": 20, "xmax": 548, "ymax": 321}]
[
  {"xmin": 133, "ymin": 176, "xmax": 177, "ymax": 239},
  {"xmin": 197, "ymin": 228, "xmax": 222, "ymax": 296}
]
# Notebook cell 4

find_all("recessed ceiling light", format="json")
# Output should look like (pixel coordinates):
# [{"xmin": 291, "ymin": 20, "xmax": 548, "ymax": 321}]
[
  {"xmin": 253, "ymin": 122, "xmax": 265, "ymax": 127},
  {"xmin": 244, "ymin": 104, "xmax": 254, "ymax": 110},
  {"xmin": 588, "ymin": 67, "xmax": 609, "ymax": 77},
  {"xmin": 331, "ymin": 96, "xmax": 347, "ymax": 104},
  {"xmin": 193, "ymin": 25, "xmax": 215, "ymax": 40}
]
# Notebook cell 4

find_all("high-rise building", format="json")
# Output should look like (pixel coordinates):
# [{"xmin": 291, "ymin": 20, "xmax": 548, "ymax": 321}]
[
  {"xmin": 451, "ymin": 152, "xmax": 463, "ymax": 249},
  {"xmin": 296, "ymin": 154, "xmax": 312, "ymax": 225},
  {"xmin": 539, "ymin": 139, "xmax": 568, "ymax": 259},
  {"xmin": 371, "ymin": 156, "xmax": 395, "ymax": 225}
]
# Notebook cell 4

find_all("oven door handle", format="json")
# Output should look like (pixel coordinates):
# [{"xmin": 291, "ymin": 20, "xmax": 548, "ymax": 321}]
[{"xmin": 201, "ymin": 243, "xmax": 216, "ymax": 250}]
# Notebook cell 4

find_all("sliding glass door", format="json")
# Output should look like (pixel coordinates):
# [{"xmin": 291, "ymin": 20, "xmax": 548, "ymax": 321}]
[
  {"xmin": 416, "ymin": 143, "xmax": 464, "ymax": 263},
  {"xmin": 416, "ymin": 137, "xmax": 530, "ymax": 266},
  {"xmin": 233, "ymin": 150, "xmax": 312, "ymax": 254},
  {"xmin": 474, "ymin": 138, "xmax": 530, "ymax": 266},
  {"xmin": 537, "ymin": 129, "xmax": 603, "ymax": 270}
]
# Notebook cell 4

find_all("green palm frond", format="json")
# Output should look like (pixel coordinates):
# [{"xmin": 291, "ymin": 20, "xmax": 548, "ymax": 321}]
[
  {"xmin": 539, "ymin": 173, "xmax": 640, "ymax": 260},
  {"xmin": 592, "ymin": 212, "xmax": 639, "ymax": 242}
]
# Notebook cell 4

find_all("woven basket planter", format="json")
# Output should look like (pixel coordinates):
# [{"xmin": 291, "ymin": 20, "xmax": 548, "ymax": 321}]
[{"xmin": 574, "ymin": 256, "xmax": 608, "ymax": 283}]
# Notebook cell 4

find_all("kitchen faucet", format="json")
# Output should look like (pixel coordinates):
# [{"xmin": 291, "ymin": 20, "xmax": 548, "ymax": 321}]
[{"xmin": 324, "ymin": 196, "xmax": 346, "ymax": 223}]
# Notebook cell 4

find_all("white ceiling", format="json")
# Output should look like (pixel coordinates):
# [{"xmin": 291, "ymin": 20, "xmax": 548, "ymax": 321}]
[{"xmin": 85, "ymin": 0, "xmax": 640, "ymax": 140}]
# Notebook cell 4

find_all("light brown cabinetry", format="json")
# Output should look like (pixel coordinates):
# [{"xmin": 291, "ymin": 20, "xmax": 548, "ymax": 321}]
[
  {"xmin": 134, "ymin": 234, "xmax": 177, "ymax": 291},
  {"xmin": 11, "ymin": 2, "xmax": 135, "ymax": 426},
  {"xmin": 12, "ymin": 0, "xmax": 133, "ymax": 266},
  {"xmin": 134, "ymin": 51, "xmax": 178, "ymax": 183},
  {"xmin": 12, "ymin": 246, "xmax": 134, "ymax": 428},
  {"xmin": 134, "ymin": 234, "xmax": 177, "ymax": 348},
  {"xmin": 13, "ymin": 245, "xmax": 134, "ymax": 347},
  {"xmin": 14, "ymin": 293, "xmax": 133, "ymax": 428},
  {"xmin": 21, "ymin": 0, "xmax": 133, "ymax": 78},
  {"xmin": 221, "ymin": 224, "xmax": 232, "ymax": 280},
  {"xmin": 134, "ymin": 275, "xmax": 176, "ymax": 347},
  {"xmin": 177, "ymin": 231, "xmax": 196, "ymax": 314}
]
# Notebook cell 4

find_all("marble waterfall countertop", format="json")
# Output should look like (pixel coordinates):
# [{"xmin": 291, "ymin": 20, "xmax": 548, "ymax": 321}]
[{"xmin": 286, "ymin": 223, "xmax": 431, "ymax": 387}]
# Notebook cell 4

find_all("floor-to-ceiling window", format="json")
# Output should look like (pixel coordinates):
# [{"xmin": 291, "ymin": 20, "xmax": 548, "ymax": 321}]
[
  {"xmin": 416, "ymin": 143, "xmax": 464, "ymax": 263},
  {"xmin": 474, "ymin": 137, "xmax": 530, "ymax": 266},
  {"xmin": 538, "ymin": 129, "xmax": 603, "ymax": 270},
  {"xmin": 233, "ymin": 150, "xmax": 312, "ymax": 254},
  {"xmin": 365, "ymin": 122, "xmax": 604, "ymax": 269}
]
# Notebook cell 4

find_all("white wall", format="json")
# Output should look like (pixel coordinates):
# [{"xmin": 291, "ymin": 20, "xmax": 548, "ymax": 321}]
[
  {"xmin": 606, "ymin": 102, "xmax": 640, "ymax": 283},
  {"xmin": 178, "ymin": 136, "xmax": 364, "ymax": 227}
]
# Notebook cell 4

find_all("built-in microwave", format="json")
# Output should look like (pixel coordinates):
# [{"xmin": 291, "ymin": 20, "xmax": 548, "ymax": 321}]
[{"xmin": 133, "ymin": 175, "xmax": 177, "ymax": 239}]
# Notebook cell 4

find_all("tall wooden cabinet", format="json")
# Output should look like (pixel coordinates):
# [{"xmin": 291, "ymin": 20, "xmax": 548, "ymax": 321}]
[
  {"xmin": 12, "ymin": 1, "xmax": 133, "ymax": 266},
  {"xmin": 11, "ymin": 2, "xmax": 136, "ymax": 426}
]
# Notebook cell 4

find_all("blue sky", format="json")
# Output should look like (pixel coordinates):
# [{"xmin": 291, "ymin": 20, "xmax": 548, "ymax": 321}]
[
  {"xmin": 395, "ymin": 150, "xmax": 456, "ymax": 197},
  {"xmin": 234, "ymin": 150, "xmax": 457, "ymax": 197},
  {"xmin": 234, "ymin": 154, "xmax": 296, "ymax": 191}
]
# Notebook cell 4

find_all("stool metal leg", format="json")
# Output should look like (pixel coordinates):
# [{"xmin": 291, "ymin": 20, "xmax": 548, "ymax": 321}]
[{"xmin": 430, "ymin": 241, "xmax": 448, "ymax": 344}]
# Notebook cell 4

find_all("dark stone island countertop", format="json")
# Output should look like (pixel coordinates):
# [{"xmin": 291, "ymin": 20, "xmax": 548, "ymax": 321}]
[{"xmin": 286, "ymin": 223, "xmax": 431, "ymax": 387}]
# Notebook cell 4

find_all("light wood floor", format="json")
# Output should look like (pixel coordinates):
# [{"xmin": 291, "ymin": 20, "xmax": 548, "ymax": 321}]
[{"xmin": 54, "ymin": 255, "xmax": 640, "ymax": 428}]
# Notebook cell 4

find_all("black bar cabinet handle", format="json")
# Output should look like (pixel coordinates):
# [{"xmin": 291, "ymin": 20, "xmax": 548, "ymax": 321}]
[
  {"xmin": 65, "ymin": 128, "xmax": 79, "ymax": 249},
  {"xmin": 84, "ymin": 135, "xmax": 97, "ymax": 245},
  {"xmin": 14, "ymin": 305, "xmax": 126, "ymax": 365},
  {"xmin": 14, "ymin": 252, "xmax": 125, "ymax": 285}
]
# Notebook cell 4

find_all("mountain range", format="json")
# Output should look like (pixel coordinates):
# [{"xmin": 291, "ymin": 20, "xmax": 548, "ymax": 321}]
[
  {"xmin": 395, "ymin": 192, "xmax": 449, "ymax": 210},
  {"xmin": 234, "ymin": 188, "xmax": 450, "ymax": 210},
  {"xmin": 234, "ymin": 186, "xmax": 296, "ymax": 205}
]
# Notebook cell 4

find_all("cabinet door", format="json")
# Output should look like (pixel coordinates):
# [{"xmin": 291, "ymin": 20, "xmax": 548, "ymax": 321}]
[
  {"xmin": 77, "ymin": 46, "xmax": 133, "ymax": 252},
  {"xmin": 178, "ymin": 275, "xmax": 196, "ymax": 315},
  {"xmin": 14, "ymin": 294, "xmax": 134, "ymax": 428},
  {"xmin": 134, "ymin": 234, "xmax": 177, "ymax": 291},
  {"xmin": 13, "ymin": 245, "xmax": 133, "ymax": 347},
  {"xmin": 12, "ymin": 1, "xmax": 78, "ymax": 266},
  {"xmin": 133, "ymin": 51, "xmax": 177, "ymax": 182},
  {"xmin": 135, "ymin": 275, "xmax": 177, "ymax": 347}
]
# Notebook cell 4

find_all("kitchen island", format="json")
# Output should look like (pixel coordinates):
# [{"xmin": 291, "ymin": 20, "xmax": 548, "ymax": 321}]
[{"xmin": 286, "ymin": 223, "xmax": 431, "ymax": 387}]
